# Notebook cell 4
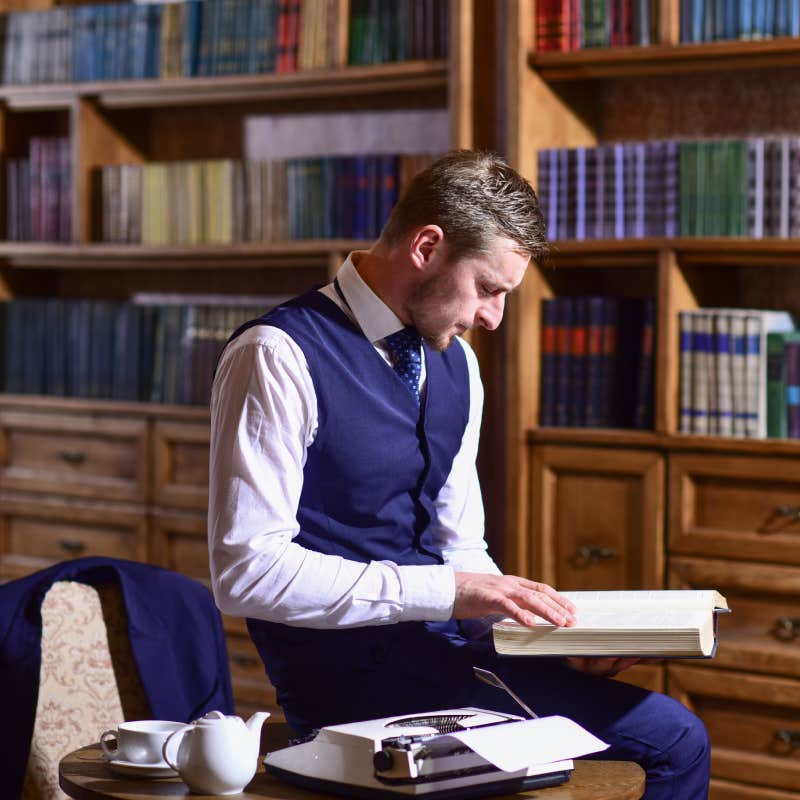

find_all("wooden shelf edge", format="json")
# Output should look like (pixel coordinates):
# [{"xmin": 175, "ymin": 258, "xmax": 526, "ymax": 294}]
[
  {"xmin": 544, "ymin": 238, "xmax": 800, "ymax": 268},
  {"xmin": 529, "ymin": 38, "xmax": 800, "ymax": 81},
  {"xmin": 0, "ymin": 61, "xmax": 448, "ymax": 110},
  {"xmin": 0, "ymin": 241, "xmax": 367, "ymax": 269},
  {"xmin": 0, "ymin": 393, "xmax": 211, "ymax": 420},
  {"xmin": 527, "ymin": 427, "xmax": 800, "ymax": 455}
]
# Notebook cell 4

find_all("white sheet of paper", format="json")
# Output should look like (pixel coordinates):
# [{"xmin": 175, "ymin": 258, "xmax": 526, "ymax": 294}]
[{"xmin": 449, "ymin": 716, "xmax": 609, "ymax": 773}]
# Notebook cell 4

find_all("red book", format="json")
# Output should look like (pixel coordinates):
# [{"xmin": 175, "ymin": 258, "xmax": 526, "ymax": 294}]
[{"xmin": 276, "ymin": 0, "xmax": 292, "ymax": 73}]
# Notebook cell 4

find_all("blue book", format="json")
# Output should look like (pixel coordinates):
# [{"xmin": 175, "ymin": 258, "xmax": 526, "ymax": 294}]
[
  {"xmin": 584, "ymin": 297, "xmax": 605, "ymax": 427},
  {"xmin": 554, "ymin": 296, "xmax": 573, "ymax": 427},
  {"xmin": 570, "ymin": 296, "xmax": 587, "ymax": 426},
  {"xmin": 739, "ymin": 0, "xmax": 753, "ymax": 38},
  {"xmin": 539, "ymin": 298, "xmax": 558, "ymax": 427},
  {"xmin": 378, "ymin": 155, "xmax": 398, "ymax": 235},
  {"xmin": 352, "ymin": 155, "xmax": 369, "ymax": 241}
]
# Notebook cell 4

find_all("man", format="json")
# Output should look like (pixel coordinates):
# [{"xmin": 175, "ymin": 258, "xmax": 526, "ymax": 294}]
[{"xmin": 208, "ymin": 150, "xmax": 710, "ymax": 799}]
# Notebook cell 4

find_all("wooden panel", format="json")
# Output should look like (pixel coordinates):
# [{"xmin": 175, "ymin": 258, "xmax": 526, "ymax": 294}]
[
  {"xmin": 529, "ymin": 445, "xmax": 664, "ymax": 588},
  {"xmin": 150, "ymin": 510, "xmax": 210, "ymax": 582},
  {"xmin": 669, "ymin": 664, "xmax": 800, "ymax": 792},
  {"xmin": 152, "ymin": 420, "xmax": 210, "ymax": 511},
  {"xmin": 0, "ymin": 494, "xmax": 146, "ymax": 579},
  {"xmin": 670, "ymin": 557, "xmax": 800, "ymax": 680},
  {"xmin": 711, "ymin": 778, "xmax": 800, "ymax": 800},
  {"xmin": 226, "ymin": 629, "xmax": 283, "ymax": 720},
  {"xmin": 669, "ymin": 452, "xmax": 800, "ymax": 565},
  {"xmin": 0, "ymin": 409, "xmax": 148, "ymax": 502}
]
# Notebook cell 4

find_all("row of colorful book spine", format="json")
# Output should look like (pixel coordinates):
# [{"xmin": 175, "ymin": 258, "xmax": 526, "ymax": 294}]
[
  {"xmin": 537, "ymin": 136, "xmax": 800, "ymax": 242},
  {"xmin": 6, "ymin": 137, "xmax": 71, "ymax": 243},
  {"xmin": 680, "ymin": 0, "xmax": 800, "ymax": 43},
  {"xmin": 2, "ymin": 296, "xmax": 285, "ymax": 406},
  {"xmin": 100, "ymin": 154, "xmax": 435, "ymax": 245},
  {"xmin": 539, "ymin": 295, "xmax": 655, "ymax": 429},
  {"xmin": 536, "ymin": 0, "xmax": 660, "ymax": 51},
  {"xmin": 2, "ymin": 0, "xmax": 448, "ymax": 86},
  {"xmin": 678, "ymin": 307, "xmax": 796, "ymax": 438}
]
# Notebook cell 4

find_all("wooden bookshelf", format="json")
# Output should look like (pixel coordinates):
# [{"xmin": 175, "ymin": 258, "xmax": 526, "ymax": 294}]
[
  {"xmin": 0, "ymin": 0, "xmax": 479, "ymax": 723},
  {"xmin": 505, "ymin": 1, "xmax": 800, "ymax": 794}
]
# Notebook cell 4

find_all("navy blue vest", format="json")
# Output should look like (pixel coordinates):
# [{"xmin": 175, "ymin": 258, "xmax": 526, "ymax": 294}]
[
  {"xmin": 228, "ymin": 290, "xmax": 470, "ymax": 706},
  {"xmin": 229, "ymin": 289, "xmax": 470, "ymax": 566}
]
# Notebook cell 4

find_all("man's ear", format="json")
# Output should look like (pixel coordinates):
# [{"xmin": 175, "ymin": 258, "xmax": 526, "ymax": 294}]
[{"xmin": 408, "ymin": 225, "xmax": 445, "ymax": 272}]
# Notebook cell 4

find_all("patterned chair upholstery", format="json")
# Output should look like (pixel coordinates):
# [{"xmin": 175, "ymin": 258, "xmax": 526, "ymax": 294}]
[{"xmin": 21, "ymin": 581, "xmax": 150, "ymax": 800}]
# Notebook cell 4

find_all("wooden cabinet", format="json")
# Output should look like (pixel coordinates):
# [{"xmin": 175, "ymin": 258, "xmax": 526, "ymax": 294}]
[
  {"xmin": 669, "ymin": 452, "xmax": 800, "ymax": 566},
  {"xmin": 528, "ymin": 444, "xmax": 664, "ymax": 588},
  {"xmin": 503, "ymin": 2, "xmax": 800, "ymax": 796},
  {"xmin": 669, "ymin": 665, "xmax": 800, "ymax": 794}
]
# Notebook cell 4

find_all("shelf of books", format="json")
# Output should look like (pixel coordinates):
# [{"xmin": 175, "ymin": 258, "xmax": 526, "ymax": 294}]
[
  {"xmin": 0, "ymin": 0, "xmax": 473, "ymax": 407},
  {"xmin": 506, "ymin": 1, "xmax": 800, "ymax": 792}
]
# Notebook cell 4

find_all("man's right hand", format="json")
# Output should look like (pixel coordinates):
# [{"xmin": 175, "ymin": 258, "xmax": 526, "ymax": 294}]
[{"xmin": 453, "ymin": 572, "xmax": 577, "ymax": 628}]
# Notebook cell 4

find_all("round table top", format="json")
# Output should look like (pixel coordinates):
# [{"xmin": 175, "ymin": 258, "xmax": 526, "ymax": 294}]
[{"xmin": 59, "ymin": 745, "xmax": 645, "ymax": 800}]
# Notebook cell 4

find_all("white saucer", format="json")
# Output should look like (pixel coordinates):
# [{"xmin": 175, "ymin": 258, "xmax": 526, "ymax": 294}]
[{"xmin": 105, "ymin": 758, "xmax": 178, "ymax": 778}]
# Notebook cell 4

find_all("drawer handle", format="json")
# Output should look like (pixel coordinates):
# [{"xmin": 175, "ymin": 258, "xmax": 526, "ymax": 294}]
[
  {"xmin": 231, "ymin": 654, "xmax": 260, "ymax": 668},
  {"xmin": 59, "ymin": 449, "xmax": 86, "ymax": 466},
  {"xmin": 774, "ymin": 729, "xmax": 800, "ymax": 753},
  {"xmin": 58, "ymin": 538, "xmax": 86, "ymax": 555},
  {"xmin": 771, "ymin": 616, "xmax": 800, "ymax": 642},
  {"xmin": 569, "ymin": 545, "xmax": 616, "ymax": 569}
]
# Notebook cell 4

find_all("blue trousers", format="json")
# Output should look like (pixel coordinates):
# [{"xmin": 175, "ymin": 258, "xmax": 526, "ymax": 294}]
[{"xmin": 250, "ymin": 619, "xmax": 710, "ymax": 800}]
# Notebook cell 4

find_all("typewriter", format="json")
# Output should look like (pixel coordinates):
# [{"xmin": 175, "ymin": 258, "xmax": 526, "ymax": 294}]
[{"xmin": 264, "ymin": 707, "xmax": 607, "ymax": 799}]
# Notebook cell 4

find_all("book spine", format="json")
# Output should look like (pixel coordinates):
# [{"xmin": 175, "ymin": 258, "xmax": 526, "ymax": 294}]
[
  {"xmin": 539, "ymin": 297, "xmax": 558, "ymax": 427},
  {"xmin": 679, "ymin": 309, "xmax": 694, "ymax": 433},
  {"xmin": 787, "ymin": 340, "xmax": 800, "ymax": 438},
  {"xmin": 714, "ymin": 311, "xmax": 733, "ymax": 436},
  {"xmin": 555, "ymin": 296, "xmax": 573, "ymax": 427},
  {"xmin": 766, "ymin": 331, "xmax": 789, "ymax": 438}
]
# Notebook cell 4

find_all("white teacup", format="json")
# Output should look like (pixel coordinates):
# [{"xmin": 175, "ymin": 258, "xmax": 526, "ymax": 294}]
[{"xmin": 100, "ymin": 720, "xmax": 185, "ymax": 765}]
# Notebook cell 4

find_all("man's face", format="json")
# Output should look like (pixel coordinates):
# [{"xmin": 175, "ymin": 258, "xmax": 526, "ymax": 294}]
[{"xmin": 404, "ymin": 236, "xmax": 530, "ymax": 352}]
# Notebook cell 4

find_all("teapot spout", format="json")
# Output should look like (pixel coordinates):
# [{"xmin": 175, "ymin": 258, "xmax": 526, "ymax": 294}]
[{"xmin": 245, "ymin": 711, "xmax": 271, "ymax": 741}]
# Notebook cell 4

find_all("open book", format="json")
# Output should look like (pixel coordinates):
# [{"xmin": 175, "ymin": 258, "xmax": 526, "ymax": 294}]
[{"xmin": 493, "ymin": 590, "xmax": 730, "ymax": 658}]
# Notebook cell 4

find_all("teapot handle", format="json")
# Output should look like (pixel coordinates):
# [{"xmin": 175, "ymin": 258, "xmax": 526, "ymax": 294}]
[{"xmin": 162, "ymin": 726, "xmax": 192, "ymax": 771}]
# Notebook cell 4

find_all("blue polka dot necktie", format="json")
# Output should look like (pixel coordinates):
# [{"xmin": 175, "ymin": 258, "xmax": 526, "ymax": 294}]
[{"xmin": 384, "ymin": 327, "xmax": 422, "ymax": 404}]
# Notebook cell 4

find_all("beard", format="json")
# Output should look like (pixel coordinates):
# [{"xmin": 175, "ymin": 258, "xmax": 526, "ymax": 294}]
[{"xmin": 404, "ymin": 269, "xmax": 469, "ymax": 352}]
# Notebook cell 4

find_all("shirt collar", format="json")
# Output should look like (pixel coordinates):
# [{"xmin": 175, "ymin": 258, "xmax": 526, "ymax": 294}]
[{"xmin": 334, "ymin": 252, "xmax": 406, "ymax": 344}]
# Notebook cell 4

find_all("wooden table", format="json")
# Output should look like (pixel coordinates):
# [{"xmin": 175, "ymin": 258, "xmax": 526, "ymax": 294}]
[{"xmin": 60, "ymin": 745, "xmax": 645, "ymax": 800}]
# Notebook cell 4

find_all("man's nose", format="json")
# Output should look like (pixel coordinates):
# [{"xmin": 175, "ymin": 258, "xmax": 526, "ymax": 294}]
[{"xmin": 476, "ymin": 295, "xmax": 505, "ymax": 330}]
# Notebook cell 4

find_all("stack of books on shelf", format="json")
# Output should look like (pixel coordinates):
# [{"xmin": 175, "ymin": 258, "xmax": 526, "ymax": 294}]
[
  {"xmin": 348, "ymin": 0, "xmax": 448, "ymax": 64},
  {"xmin": 5, "ymin": 137, "xmax": 71, "ymax": 243},
  {"xmin": 100, "ymin": 154, "xmax": 435, "ymax": 244},
  {"xmin": 537, "ymin": 136, "xmax": 800, "ymax": 241},
  {"xmin": 536, "ymin": 0, "xmax": 660, "ymax": 51},
  {"xmin": 1, "ymin": 295, "xmax": 288, "ymax": 406},
  {"xmin": 1, "ymin": 0, "xmax": 447, "ymax": 85},
  {"xmin": 680, "ymin": 0, "xmax": 800, "ymax": 43},
  {"xmin": 678, "ymin": 306, "xmax": 797, "ymax": 438},
  {"xmin": 539, "ymin": 295, "xmax": 655, "ymax": 429}
]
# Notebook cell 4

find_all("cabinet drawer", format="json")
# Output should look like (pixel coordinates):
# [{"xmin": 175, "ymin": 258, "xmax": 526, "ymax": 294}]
[
  {"xmin": 0, "ymin": 410, "xmax": 148, "ymax": 502},
  {"xmin": 0, "ymin": 495, "xmax": 147, "ymax": 580},
  {"xmin": 711, "ymin": 777, "xmax": 800, "ymax": 800},
  {"xmin": 153, "ymin": 421, "xmax": 209, "ymax": 511},
  {"xmin": 150, "ymin": 511, "xmax": 210, "ymax": 583},
  {"xmin": 669, "ymin": 664, "xmax": 800, "ymax": 793},
  {"xmin": 669, "ymin": 453, "xmax": 800, "ymax": 565},
  {"xmin": 529, "ymin": 445, "xmax": 664, "ymax": 588},
  {"xmin": 671, "ymin": 557, "xmax": 800, "ymax": 679}
]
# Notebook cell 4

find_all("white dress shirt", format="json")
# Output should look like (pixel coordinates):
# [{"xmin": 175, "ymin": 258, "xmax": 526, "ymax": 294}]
[{"xmin": 208, "ymin": 253, "xmax": 501, "ymax": 629}]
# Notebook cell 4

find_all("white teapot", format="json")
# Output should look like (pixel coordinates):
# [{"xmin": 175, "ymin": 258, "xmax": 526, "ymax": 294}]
[{"xmin": 162, "ymin": 710, "xmax": 270, "ymax": 795}]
